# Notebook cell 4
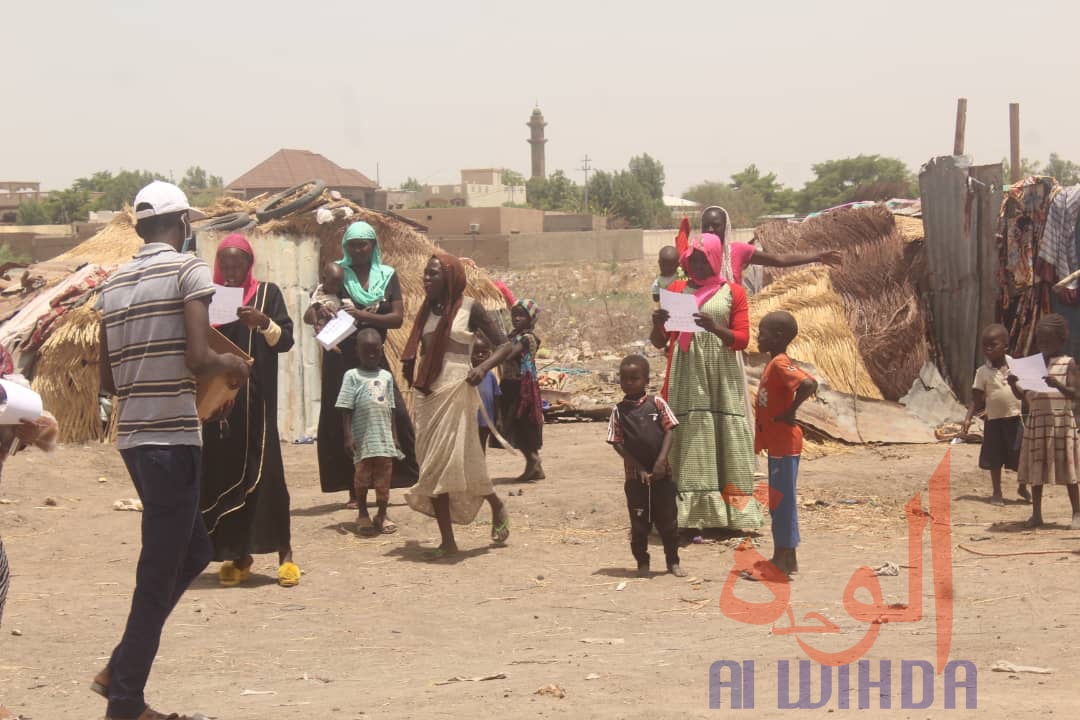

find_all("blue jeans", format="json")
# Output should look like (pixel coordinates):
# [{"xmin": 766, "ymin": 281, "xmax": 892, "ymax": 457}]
[
  {"xmin": 768, "ymin": 455, "xmax": 801, "ymax": 549},
  {"xmin": 108, "ymin": 446, "xmax": 211, "ymax": 719}
]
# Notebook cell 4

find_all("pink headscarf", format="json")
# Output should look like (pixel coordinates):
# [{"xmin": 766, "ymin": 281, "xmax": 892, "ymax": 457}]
[
  {"xmin": 213, "ymin": 234, "xmax": 259, "ymax": 310},
  {"xmin": 677, "ymin": 232, "xmax": 728, "ymax": 352}
]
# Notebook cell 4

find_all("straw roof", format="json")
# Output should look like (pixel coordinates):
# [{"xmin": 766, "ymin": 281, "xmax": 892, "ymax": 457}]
[
  {"xmin": 754, "ymin": 206, "xmax": 929, "ymax": 401},
  {"xmin": 749, "ymin": 267, "xmax": 883, "ymax": 400},
  {"xmin": 36, "ymin": 191, "xmax": 508, "ymax": 440}
]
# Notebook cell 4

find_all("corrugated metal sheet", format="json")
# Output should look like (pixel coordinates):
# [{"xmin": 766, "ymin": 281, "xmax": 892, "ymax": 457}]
[
  {"xmin": 199, "ymin": 233, "xmax": 321, "ymax": 441},
  {"xmin": 919, "ymin": 157, "xmax": 1003, "ymax": 404}
]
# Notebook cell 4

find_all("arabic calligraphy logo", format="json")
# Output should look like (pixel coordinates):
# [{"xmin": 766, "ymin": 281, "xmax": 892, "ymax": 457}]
[{"xmin": 710, "ymin": 451, "xmax": 976, "ymax": 710}]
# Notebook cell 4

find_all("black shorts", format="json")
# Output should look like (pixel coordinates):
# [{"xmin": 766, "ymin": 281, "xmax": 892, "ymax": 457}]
[{"xmin": 980, "ymin": 416, "xmax": 1022, "ymax": 472}]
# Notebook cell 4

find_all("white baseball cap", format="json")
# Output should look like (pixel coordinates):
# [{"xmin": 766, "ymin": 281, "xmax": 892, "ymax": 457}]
[{"xmin": 133, "ymin": 181, "xmax": 206, "ymax": 220}]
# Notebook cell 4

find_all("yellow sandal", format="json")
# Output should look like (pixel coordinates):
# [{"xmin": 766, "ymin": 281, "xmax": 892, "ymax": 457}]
[
  {"xmin": 278, "ymin": 561, "xmax": 301, "ymax": 587},
  {"xmin": 219, "ymin": 561, "xmax": 252, "ymax": 587}
]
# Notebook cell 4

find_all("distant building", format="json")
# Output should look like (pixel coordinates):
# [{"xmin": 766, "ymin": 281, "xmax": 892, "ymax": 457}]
[
  {"xmin": 397, "ymin": 207, "xmax": 544, "ymax": 236},
  {"xmin": 0, "ymin": 181, "xmax": 48, "ymax": 224},
  {"xmin": 527, "ymin": 107, "xmax": 548, "ymax": 179},
  {"xmin": 227, "ymin": 149, "xmax": 378, "ymax": 207},
  {"xmin": 413, "ymin": 169, "xmax": 526, "ymax": 209}
]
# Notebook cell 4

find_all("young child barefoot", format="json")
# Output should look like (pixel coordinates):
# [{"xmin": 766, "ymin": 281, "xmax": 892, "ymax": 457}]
[
  {"xmin": 962, "ymin": 324, "xmax": 1028, "ymax": 506},
  {"xmin": 336, "ymin": 329, "xmax": 404, "ymax": 535},
  {"xmin": 607, "ymin": 355, "xmax": 684, "ymax": 578},
  {"xmin": 751, "ymin": 311, "xmax": 818, "ymax": 578},
  {"xmin": 1008, "ymin": 314, "xmax": 1080, "ymax": 529}
]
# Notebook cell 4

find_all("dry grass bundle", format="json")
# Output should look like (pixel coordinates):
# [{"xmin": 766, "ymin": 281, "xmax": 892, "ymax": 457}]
[
  {"xmin": 31, "ymin": 301, "xmax": 104, "ymax": 443},
  {"xmin": 749, "ymin": 267, "xmax": 883, "ymax": 400},
  {"xmin": 754, "ymin": 206, "xmax": 930, "ymax": 401},
  {"xmin": 53, "ymin": 210, "xmax": 139, "ymax": 267},
  {"xmin": 893, "ymin": 216, "xmax": 925, "ymax": 243},
  {"xmin": 844, "ymin": 284, "xmax": 930, "ymax": 400}
]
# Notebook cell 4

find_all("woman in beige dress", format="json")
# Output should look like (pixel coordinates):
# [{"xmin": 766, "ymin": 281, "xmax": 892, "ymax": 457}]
[
  {"xmin": 401, "ymin": 253, "xmax": 511, "ymax": 558},
  {"xmin": 1009, "ymin": 313, "xmax": 1080, "ymax": 529}
]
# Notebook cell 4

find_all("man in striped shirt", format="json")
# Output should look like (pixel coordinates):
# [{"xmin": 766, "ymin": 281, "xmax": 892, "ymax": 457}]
[{"xmin": 92, "ymin": 181, "xmax": 249, "ymax": 720}]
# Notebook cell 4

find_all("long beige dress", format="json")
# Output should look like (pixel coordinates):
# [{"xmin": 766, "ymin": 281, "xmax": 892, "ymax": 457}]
[
  {"xmin": 1018, "ymin": 356, "xmax": 1080, "ymax": 486},
  {"xmin": 405, "ymin": 298, "xmax": 494, "ymax": 523}
]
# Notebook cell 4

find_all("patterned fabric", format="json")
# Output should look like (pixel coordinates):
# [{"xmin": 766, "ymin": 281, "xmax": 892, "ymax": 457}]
[
  {"xmin": 998, "ymin": 177, "xmax": 1059, "ymax": 355},
  {"xmin": 1039, "ymin": 185, "xmax": 1080, "ymax": 287},
  {"xmin": 1018, "ymin": 356, "xmax": 1079, "ymax": 486},
  {"xmin": 668, "ymin": 285, "xmax": 762, "ymax": 531},
  {"xmin": 514, "ymin": 298, "xmax": 540, "ymax": 324},
  {"xmin": 336, "ymin": 368, "xmax": 401, "ymax": 462},
  {"xmin": 0, "ymin": 535, "xmax": 7, "ymax": 627},
  {"xmin": 506, "ymin": 330, "xmax": 544, "ymax": 425}
]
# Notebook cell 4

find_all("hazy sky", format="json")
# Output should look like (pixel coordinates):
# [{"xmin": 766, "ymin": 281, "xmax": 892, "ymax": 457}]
[{"xmin": 6, "ymin": 1, "xmax": 1080, "ymax": 196}]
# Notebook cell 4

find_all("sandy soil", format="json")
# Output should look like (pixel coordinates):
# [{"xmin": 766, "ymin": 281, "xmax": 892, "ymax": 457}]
[{"xmin": 1, "ymin": 427, "xmax": 1077, "ymax": 719}]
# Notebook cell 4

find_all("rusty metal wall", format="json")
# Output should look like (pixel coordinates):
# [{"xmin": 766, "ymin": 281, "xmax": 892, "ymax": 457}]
[
  {"xmin": 199, "ymin": 233, "xmax": 321, "ymax": 441},
  {"xmin": 919, "ymin": 157, "xmax": 1003, "ymax": 404}
]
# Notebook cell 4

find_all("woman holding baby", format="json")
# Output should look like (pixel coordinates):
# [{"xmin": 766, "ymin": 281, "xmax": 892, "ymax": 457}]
[{"xmin": 308, "ymin": 221, "xmax": 419, "ymax": 507}]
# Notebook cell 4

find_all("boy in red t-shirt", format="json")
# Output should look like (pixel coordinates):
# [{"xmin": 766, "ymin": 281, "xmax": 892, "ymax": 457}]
[{"xmin": 754, "ymin": 311, "xmax": 818, "ymax": 578}]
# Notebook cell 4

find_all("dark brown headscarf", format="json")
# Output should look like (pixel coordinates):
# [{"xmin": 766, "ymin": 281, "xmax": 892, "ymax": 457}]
[{"xmin": 402, "ymin": 252, "xmax": 467, "ymax": 394}]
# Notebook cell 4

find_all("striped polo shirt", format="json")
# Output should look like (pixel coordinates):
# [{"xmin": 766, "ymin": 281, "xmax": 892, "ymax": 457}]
[{"xmin": 96, "ymin": 243, "xmax": 214, "ymax": 449}]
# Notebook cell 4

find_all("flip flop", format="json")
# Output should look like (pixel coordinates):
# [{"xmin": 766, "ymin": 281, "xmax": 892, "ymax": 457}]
[
  {"xmin": 278, "ymin": 562, "xmax": 301, "ymax": 587},
  {"xmin": 423, "ymin": 548, "xmax": 456, "ymax": 561},
  {"xmin": 491, "ymin": 512, "xmax": 510, "ymax": 544},
  {"xmin": 378, "ymin": 519, "xmax": 398, "ymax": 535},
  {"xmin": 355, "ymin": 516, "xmax": 376, "ymax": 535}
]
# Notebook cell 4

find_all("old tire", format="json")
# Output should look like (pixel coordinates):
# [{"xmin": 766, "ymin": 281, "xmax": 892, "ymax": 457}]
[
  {"xmin": 256, "ymin": 180, "xmax": 327, "ymax": 222},
  {"xmin": 193, "ymin": 212, "xmax": 253, "ymax": 234}
]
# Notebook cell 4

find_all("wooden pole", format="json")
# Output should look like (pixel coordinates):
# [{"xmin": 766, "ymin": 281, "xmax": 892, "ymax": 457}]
[
  {"xmin": 953, "ymin": 98, "xmax": 967, "ymax": 156},
  {"xmin": 1009, "ymin": 103, "xmax": 1021, "ymax": 183}
]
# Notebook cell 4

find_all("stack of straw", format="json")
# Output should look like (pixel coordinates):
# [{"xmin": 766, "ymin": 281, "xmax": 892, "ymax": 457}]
[
  {"xmin": 31, "ymin": 301, "xmax": 104, "ymax": 443},
  {"xmin": 748, "ymin": 267, "xmax": 883, "ymax": 400},
  {"xmin": 754, "ymin": 206, "xmax": 929, "ymax": 401}
]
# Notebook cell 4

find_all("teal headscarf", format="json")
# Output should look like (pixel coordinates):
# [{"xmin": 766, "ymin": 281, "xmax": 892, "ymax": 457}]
[{"xmin": 336, "ymin": 221, "xmax": 395, "ymax": 307}]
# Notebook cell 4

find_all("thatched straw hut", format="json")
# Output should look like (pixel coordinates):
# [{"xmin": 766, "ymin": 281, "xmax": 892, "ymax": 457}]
[
  {"xmin": 32, "ymin": 192, "xmax": 506, "ymax": 443},
  {"xmin": 753, "ymin": 206, "xmax": 929, "ymax": 401}
]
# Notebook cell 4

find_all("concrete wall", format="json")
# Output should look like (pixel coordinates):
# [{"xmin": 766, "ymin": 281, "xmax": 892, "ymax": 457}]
[
  {"xmin": 399, "ymin": 207, "xmax": 544, "ymax": 236},
  {"xmin": 642, "ymin": 228, "xmax": 755, "ymax": 259},
  {"xmin": 543, "ymin": 213, "xmax": 606, "ymax": 232},
  {"xmin": 433, "ymin": 229, "xmax": 643, "ymax": 268}
]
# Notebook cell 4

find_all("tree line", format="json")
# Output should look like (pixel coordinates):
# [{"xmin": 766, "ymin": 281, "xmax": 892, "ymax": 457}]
[
  {"xmin": 16, "ymin": 167, "xmax": 224, "ymax": 225},
  {"xmin": 519, "ymin": 152, "xmax": 1080, "ymax": 229}
]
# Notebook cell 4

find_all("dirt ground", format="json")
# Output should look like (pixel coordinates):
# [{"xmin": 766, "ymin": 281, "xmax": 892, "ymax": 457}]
[{"xmin": 2, "ymin": 428, "xmax": 1079, "ymax": 719}]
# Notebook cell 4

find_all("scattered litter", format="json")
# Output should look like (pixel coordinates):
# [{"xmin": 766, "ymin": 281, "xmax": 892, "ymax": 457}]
[
  {"xmin": 615, "ymin": 582, "xmax": 627, "ymax": 591},
  {"xmin": 510, "ymin": 659, "xmax": 560, "ymax": 665},
  {"xmin": 97, "ymin": 477, "xmax": 107, "ymax": 483},
  {"xmin": 585, "ymin": 673, "xmax": 601, "ymax": 680},
  {"xmin": 991, "ymin": 661, "xmax": 1053, "ymax": 675},
  {"xmin": 10, "ymin": 629, "xmax": 22, "ymax": 637},
  {"xmin": 240, "ymin": 689, "xmax": 277, "ymax": 696},
  {"xmin": 0, "ymin": 499, "xmax": 11, "ymax": 505},
  {"xmin": 291, "ymin": 436, "xmax": 315, "ymax": 445},
  {"xmin": 534, "ymin": 683, "xmax": 566, "ymax": 699},
  {"xmin": 837, "ymin": 499, "xmax": 862, "ymax": 505},
  {"xmin": 435, "ymin": 672, "xmax": 508, "ymax": 686},
  {"xmin": 43, "ymin": 497, "xmax": 57, "ymax": 507},
  {"xmin": 113, "ymin": 498, "xmax": 142, "ymax": 512},
  {"xmin": 580, "ymin": 638, "xmax": 624, "ymax": 645},
  {"xmin": 872, "ymin": 562, "xmax": 899, "ymax": 577}
]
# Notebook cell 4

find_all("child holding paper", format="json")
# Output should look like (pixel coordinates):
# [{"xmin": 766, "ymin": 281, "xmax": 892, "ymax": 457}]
[
  {"xmin": 304, "ymin": 262, "xmax": 355, "ymax": 337},
  {"xmin": 1007, "ymin": 314, "xmax": 1080, "ymax": 529},
  {"xmin": 962, "ymin": 323, "xmax": 1029, "ymax": 506}
]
